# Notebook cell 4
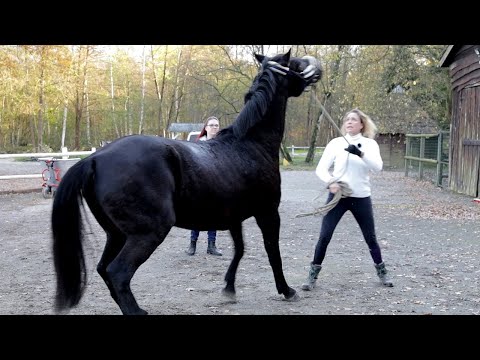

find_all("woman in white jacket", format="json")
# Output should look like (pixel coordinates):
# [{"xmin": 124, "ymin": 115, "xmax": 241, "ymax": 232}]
[{"xmin": 302, "ymin": 108, "xmax": 393, "ymax": 290}]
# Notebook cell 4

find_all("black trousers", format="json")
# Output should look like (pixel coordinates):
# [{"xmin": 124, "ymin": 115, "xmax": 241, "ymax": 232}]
[{"xmin": 313, "ymin": 193, "xmax": 383, "ymax": 265}]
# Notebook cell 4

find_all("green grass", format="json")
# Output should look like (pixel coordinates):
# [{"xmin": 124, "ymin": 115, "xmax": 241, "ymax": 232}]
[{"xmin": 279, "ymin": 153, "xmax": 322, "ymax": 171}]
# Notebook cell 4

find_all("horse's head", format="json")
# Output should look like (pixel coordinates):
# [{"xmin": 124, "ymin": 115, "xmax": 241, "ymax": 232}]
[
  {"xmin": 235, "ymin": 50, "xmax": 323, "ymax": 139},
  {"xmin": 254, "ymin": 49, "xmax": 322, "ymax": 97}
]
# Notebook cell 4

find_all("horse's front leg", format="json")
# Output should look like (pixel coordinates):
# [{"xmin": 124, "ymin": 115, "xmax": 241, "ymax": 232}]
[
  {"xmin": 223, "ymin": 222, "xmax": 244, "ymax": 301},
  {"xmin": 255, "ymin": 211, "xmax": 299, "ymax": 301}
]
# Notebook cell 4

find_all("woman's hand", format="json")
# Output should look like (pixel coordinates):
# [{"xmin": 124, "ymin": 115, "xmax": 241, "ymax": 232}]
[
  {"xmin": 328, "ymin": 182, "xmax": 341, "ymax": 194},
  {"xmin": 344, "ymin": 144, "xmax": 363, "ymax": 157}
]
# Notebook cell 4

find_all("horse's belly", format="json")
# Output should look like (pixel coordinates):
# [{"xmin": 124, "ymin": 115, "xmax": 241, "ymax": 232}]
[{"xmin": 174, "ymin": 204, "xmax": 253, "ymax": 231}]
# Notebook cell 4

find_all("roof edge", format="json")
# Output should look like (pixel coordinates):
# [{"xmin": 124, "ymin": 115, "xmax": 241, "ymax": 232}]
[{"xmin": 439, "ymin": 45, "xmax": 459, "ymax": 67}]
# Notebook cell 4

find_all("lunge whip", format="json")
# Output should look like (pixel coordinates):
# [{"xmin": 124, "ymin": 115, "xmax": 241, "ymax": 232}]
[{"xmin": 314, "ymin": 97, "xmax": 351, "ymax": 146}]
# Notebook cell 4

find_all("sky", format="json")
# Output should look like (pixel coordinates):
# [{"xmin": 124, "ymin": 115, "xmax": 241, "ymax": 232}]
[{"xmin": 103, "ymin": 45, "xmax": 285, "ymax": 59}]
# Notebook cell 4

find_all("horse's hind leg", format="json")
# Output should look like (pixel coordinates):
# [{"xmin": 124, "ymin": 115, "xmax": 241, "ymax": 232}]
[
  {"xmin": 255, "ymin": 211, "xmax": 299, "ymax": 301},
  {"xmin": 97, "ymin": 232, "xmax": 126, "ymax": 305},
  {"xmin": 222, "ymin": 222, "xmax": 244, "ymax": 301},
  {"xmin": 106, "ymin": 229, "xmax": 171, "ymax": 315}
]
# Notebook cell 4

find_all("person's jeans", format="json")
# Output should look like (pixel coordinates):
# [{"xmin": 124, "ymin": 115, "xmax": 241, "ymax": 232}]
[
  {"xmin": 191, "ymin": 230, "xmax": 217, "ymax": 241},
  {"xmin": 313, "ymin": 195, "xmax": 382, "ymax": 265}
]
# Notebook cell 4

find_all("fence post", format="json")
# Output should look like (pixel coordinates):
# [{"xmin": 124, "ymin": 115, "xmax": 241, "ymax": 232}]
[
  {"xmin": 405, "ymin": 136, "xmax": 410, "ymax": 177},
  {"xmin": 436, "ymin": 132, "xmax": 443, "ymax": 187},
  {"xmin": 419, "ymin": 137, "xmax": 425, "ymax": 180},
  {"xmin": 61, "ymin": 147, "xmax": 68, "ymax": 159}
]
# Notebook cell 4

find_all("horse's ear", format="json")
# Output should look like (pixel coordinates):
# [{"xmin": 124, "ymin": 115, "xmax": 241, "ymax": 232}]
[
  {"xmin": 282, "ymin": 49, "xmax": 291, "ymax": 62},
  {"xmin": 254, "ymin": 53, "xmax": 265, "ymax": 64}
]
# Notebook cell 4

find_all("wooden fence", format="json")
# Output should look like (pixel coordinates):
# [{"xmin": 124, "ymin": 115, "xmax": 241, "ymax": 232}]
[
  {"xmin": 0, "ymin": 147, "xmax": 96, "ymax": 180},
  {"xmin": 1, "ymin": 145, "xmax": 320, "ymax": 181},
  {"xmin": 287, "ymin": 146, "xmax": 325, "ymax": 156}
]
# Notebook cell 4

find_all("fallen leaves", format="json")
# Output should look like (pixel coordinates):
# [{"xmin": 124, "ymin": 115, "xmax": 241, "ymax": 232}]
[{"xmin": 408, "ymin": 203, "xmax": 480, "ymax": 220}]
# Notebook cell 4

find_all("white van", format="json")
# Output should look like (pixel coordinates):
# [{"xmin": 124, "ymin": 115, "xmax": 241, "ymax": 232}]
[{"xmin": 186, "ymin": 131, "xmax": 201, "ymax": 142}]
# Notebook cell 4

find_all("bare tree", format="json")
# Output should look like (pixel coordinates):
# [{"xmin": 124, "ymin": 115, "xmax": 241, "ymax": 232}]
[
  {"xmin": 109, "ymin": 55, "xmax": 120, "ymax": 139},
  {"xmin": 61, "ymin": 102, "xmax": 68, "ymax": 149},
  {"xmin": 73, "ymin": 45, "xmax": 93, "ymax": 149},
  {"xmin": 138, "ymin": 45, "xmax": 146, "ymax": 134},
  {"xmin": 151, "ymin": 45, "xmax": 168, "ymax": 136},
  {"xmin": 85, "ymin": 72, "xmax": 91, "ymax": 146},
  {"xmin": 305, "ymin": 45, "xmax": 347, "ymax": 163}
]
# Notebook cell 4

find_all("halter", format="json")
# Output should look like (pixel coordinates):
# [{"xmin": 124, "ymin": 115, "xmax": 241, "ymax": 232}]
[
  {"xmin": 266, "ymin": 60, "xmax": 290, "ymax": 75},
  {"xmin": 264, "ymin": 60, "xmax": 313, "ymax": 91},
  {"xmin": 265, "ymin": 55, "xmax": 321, "ymax": 79}
]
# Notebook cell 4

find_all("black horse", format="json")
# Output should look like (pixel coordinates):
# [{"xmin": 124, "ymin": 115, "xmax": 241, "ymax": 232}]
[{"xmin": 51, "ymin": 50, "xmax": 322, "ymax": 315}]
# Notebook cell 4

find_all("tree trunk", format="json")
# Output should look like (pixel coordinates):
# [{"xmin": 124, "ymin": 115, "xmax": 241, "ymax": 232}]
[
  {"xmin": 74, "ymin": 46, "xmax": 90, "ymax": 149},
  {"xmin": 0, "ymin": 95, "xmax": 4, "ymax": 149},
  {"xmin": 305, "ymin": 85, "xmax": 329, "ymax": 163},
  {"xmin": 173, "ymin": 46, "xmax": 191, "ymax": 124},
  {"xmin": 110, "ymin": 59, "xmax": 120, "ymax": 139},
  {"xmin": 307, "ymin": 45, "xmax": 346, "ymax": 160},
  {"xmin": 125, "ymin": 80, "xmax": 132, "ymax": 135},
  {"xmin": 37, "ymin": 65, "xmax": 45, "ymax": 150},
  {"xmin": 29, "ymin": 115, "xmax": 37, "ymax": 150},
  {"xmin": 151, "ymin": 45, "xmax": 167, "ymax": 136},
  {"xmin": 305, "ymin": 104, "xmax": 325, "ymax": 163},
  {"xmin": 280, "ymin": 142, "xmax": 293, "ymax": 163},
  {"xmin": 318, "ymin": 45, "xmax": 346, "ymax": 146},
  {"xmin": 167, "ymin": 47, "xmax": 183, "ymax": 130},
  {"xmin": 138, "ymin": 45, "xmax": 146, "ymax": 134},
  {"xmin": 85, "ymin": 75, "xmax": 91, "ymax": 146},
  {"xmin": 61, "ymin": 104, "xmax": 68, "ymax": 149}
]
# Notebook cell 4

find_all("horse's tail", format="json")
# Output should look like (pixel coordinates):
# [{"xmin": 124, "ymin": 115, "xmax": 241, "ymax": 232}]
[{"xmin": 51, "ymin": 158, "xmax": 94, "ymax": 312}]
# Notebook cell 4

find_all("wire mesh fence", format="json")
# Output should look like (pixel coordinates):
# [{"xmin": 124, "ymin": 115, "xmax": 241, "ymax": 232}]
[{"xmin": 404, "ymin": 131, "xmax": 449, "ymax": 187}]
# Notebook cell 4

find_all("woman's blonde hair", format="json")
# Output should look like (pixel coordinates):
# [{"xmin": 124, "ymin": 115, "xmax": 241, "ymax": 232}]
[{"xmin": 340, "ymin": 108, "xmax": 378, "ymax": 139}]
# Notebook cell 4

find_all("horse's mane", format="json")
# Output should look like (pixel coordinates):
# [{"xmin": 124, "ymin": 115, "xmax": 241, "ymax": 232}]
[{"xmin": 230, "ymin": 66, "xmax": 280, "ymax": 138}]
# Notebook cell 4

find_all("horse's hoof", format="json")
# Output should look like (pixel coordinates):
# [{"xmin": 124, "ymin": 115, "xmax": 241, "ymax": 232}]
[
  {"xmin": 222, "ymin": 288, "xmax": 237, "ymax": 302},
  {"xmin": 125, "ymin": 308, "xmax": 148, "ymax": 315},
  {"xmin": 284, "ymin": 289, "xmax": 300, "ymax": 302}
]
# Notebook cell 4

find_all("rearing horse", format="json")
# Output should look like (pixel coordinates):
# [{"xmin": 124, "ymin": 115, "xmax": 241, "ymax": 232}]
[{"xmin": 51, "ymin": 50, "xmax": 322, "ymax": 315}]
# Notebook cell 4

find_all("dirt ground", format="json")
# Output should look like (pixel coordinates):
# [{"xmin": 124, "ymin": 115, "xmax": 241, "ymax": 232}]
[{"xmin": 1, "ymin": 158, "xmax": 479, "ymax": 315}]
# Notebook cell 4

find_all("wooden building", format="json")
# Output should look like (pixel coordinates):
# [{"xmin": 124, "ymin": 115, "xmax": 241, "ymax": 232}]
[
  {"xmin": 440, "ymin": 45, "xmax": 480, "ymax": 197},
  {"xmin": 373, "ymin": 88, "xmax": 439, "ymax": 169}
]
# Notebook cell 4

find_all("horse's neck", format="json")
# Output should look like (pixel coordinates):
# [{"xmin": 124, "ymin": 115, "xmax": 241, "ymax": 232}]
[{"xmin": 255, "ymin": 96, "xmax": 288, "ymax": 152}]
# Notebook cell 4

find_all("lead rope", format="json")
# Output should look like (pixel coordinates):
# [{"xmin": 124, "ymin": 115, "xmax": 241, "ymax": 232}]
[
  {"xmin": 295, "ymin": 181, "xmax": 352, "ymax": 218},
  {"xmin": 294, "ymin": 97, "xmax": 353, "ymax": 218}
]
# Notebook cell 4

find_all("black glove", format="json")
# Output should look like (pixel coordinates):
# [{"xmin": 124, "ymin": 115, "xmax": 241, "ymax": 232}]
[{"xmin": 344, "ymin": 144, "xmax": 362, "ymax": 157}]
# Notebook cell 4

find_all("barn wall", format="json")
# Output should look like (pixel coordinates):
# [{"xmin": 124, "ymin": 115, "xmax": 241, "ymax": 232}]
[
  {"xmin": 449, "ymin": 45, "xmax": 480, "ymax": 91},
  {"xmin": 449, "ymin": 59, "xmax": 480, "ymax": 197}
]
